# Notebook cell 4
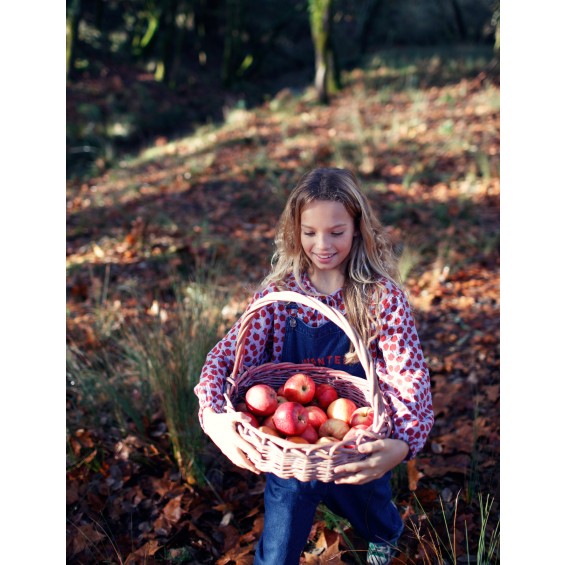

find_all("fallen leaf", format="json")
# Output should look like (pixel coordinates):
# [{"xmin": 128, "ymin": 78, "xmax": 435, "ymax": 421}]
[
  {"xmin": 320, "ymin": 537, "xmax": 347, "ymax": 564},
  {"xmin": 67, "ymin": 480, "xmax": 80, "ymax": 505},
  {"xmin": 240, "ymin": 515, "xmax": 264, "ymax": 544},
  {"xmin": 219, "ymin": 524, "xmax": 240, "ymax": 553},
  {"xmin": 124, "ymin": 540, "xmax": 161, "ymax": 564},
  {"xmin": 406, "ymin": 459, "xmax": 423, "ymax": 491},
  {"xmin": 162, "ymin": 494, "xmax": 183, "ymax": 525},
  {"xmin": 68, "ymin": 522, "xmax": 106, "ymax": 555},
  {"xmin": 216, "ymin": 543, "xmax": 255, "ymax": 565}
]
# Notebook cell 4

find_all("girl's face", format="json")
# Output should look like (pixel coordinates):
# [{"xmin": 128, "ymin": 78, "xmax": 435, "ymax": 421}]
[{"xmin": 300, "ymin": 200, "xmax": 356, "ymax": 277}]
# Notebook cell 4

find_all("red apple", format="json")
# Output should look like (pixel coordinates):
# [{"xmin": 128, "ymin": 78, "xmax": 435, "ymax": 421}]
[
  {"xmin": 343, "ymin": 424, "xmax": 369, "ymax": 442},
  {"xmin": 314, "ymin": 383, "xmax": 339, "ymax": 410},
  {"xmin": 245, "ymin": 384, "xmax": 278, "ymax": 417},
  {"xmin": 299, "ymin": 424, "xmax": 319, "ymax": 444},
  {"xmin": 343, "ymin": 428, "xmax": 358, "ymax": 442},
  {"xmin": 349, "ymin": 407, "xmax": 375, "ymax": 427},
  {"xmin": 262, "ymin": 414, "xmax": 276, "ymax": 428},
  {"xmin": 277, "ymin": 385, "xmax": 286, "ymax": 396},
  {"xmin": 273, "ymin": 401, "xmax": 308, "ymax": 435},
  {"xmin": 305, "ymin": 405, "xmax": 328, "ymax": 430},
  {"xmin": 316, "ymin": 436, "xmax": 339, "ymax": 445},
  {"xmin": 327, "ymin": 398, "xmax": 357, "ymax": 423},
  {"xmin": 286, "ymin": 436, "xmax": 309, "ymax": 444},
  {"xmin": 283, "ymin": 373, "xmax": 316, "ymax": 404},
  {"xmin": 259, "ymin": 425, "xmax": 282, "ymax": 437},
  {"xmin": 239, "ymin": 411, "xmax": 259, "ymax": 427},
  {"xmin": 319, "ymin": 418, "xmax": 350, "ymax": 440}
]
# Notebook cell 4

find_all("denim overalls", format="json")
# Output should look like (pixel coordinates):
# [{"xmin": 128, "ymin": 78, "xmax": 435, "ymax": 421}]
[{"xmin": 253, "ymin": 302, "xmax": 404, "ymax": 565}]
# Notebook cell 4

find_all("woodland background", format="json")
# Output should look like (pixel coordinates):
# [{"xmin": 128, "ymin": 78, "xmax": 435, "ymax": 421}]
[{"xmin": 66, "ymin": 1, "xmax": 501, "ymax": 563}]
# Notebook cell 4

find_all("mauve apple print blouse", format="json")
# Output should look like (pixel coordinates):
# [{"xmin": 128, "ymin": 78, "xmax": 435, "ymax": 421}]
[{"xmin": 194, "ymin": 272, "xmax": 434, "ymax": 459}]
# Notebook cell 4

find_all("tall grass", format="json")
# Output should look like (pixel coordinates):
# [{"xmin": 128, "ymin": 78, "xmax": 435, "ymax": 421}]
[
  {"xmin": 119, "ymin": 281, "xmax": 224, "ymax": 484},
  {"xmin": 398, "ymin": 242, "xmax": 424, "ymax": 283},
  {"xmin": 67, "ymin": 274, "xmax": 226, "ymax": 485},
  {"xmin": 315, "ymin": 505, "xmax": 365, "ymax": 565},
  {"xmin": 406, "ymin": 490, "xmax": 500, "ymax": 564}
]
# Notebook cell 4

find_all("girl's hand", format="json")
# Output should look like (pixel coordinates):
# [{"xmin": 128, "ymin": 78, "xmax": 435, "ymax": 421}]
[
  {"xmin": 332, "ymin": 438, "xmax": 409, "ymax": 485},
  {"xmin": 202, "ymin": 408, "xmax": 261, "ymax": 475}
]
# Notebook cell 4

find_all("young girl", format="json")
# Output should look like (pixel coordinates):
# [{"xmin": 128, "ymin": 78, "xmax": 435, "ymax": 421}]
[{"xmin": 195, "ymin": 167, "xmax": 434, "ymax": 565}]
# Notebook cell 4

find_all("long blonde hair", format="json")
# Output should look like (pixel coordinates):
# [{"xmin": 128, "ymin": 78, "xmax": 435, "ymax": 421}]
[{"xmin": 262, "ymin": 167, "xmax": 402, "ymax": 362}]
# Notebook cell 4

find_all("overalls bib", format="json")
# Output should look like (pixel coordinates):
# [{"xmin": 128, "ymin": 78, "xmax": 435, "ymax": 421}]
[
  {"xmin": 253, "ymin": 302, "xmax": 404, "ymax": 565},
  {"xmin": 281, "ymin": 302, "xmax": 365, "ymax": 378}
]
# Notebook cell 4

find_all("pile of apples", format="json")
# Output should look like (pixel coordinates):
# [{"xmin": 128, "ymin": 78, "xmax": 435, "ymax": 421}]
[{"xmin": 235, "ymin": 372, "xmax": 374, "ymax": 445}]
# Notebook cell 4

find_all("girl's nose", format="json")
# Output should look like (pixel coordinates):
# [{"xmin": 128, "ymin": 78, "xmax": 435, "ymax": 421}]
[{"xmin": 316, "ymin": 234, "xmax": 331, "ymax": 250}]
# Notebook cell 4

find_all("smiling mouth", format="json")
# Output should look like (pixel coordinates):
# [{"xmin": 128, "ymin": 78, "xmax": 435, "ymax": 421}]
[{"xmin": 314, "ymin": 253, "xmax": 336, "ymax": 260}]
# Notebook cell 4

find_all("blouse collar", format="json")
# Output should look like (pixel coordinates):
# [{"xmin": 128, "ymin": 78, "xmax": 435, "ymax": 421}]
[{"xmin": 297, "ymin": 271, "xmax": 343, "ymax": 308}]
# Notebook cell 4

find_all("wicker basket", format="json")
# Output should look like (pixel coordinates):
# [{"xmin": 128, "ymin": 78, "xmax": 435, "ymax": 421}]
[{"xmin": 223, "ymin": 290, "xmax": 392, "ymax": 482}]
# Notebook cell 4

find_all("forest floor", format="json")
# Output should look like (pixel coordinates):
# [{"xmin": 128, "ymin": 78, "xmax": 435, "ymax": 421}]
[{"xmin": 66, "ymin": 47, "xmax": 500, "ymax": 564}]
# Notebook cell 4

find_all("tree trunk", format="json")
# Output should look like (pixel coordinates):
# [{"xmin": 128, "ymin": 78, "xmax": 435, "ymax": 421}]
[
  {"xmin": 132, "ymin": 10, "xmax": 160, "ymax": 58},
  {"xmin": 449, "ymin": 0, "xmax": 467, "ymax": 40},
  {"xmin": 492, "ymin": 2, "xmax": 500, "ymax": 53},
  {"xmin": 155, "ymin": 0, "xmax": 179, "ymax": 86},
  {"xmin": 329, "ymin": 24, "xmax": 342, "ymax": 91},
  {"xmin": 66, "ymin": 0, "xmax": 82, "ymax": 80},
  {"xmin": 222, "ymin": 0, "xmax": 244, "ymax": 87},
  {"xmin": 309, "ymin": 0, "xmax": 339, "ymax": 105},
  {"xmin": 193, "ymin": 0, "xmax": 222, "ymax": 69},
  {"xmin": 356, "ymin": 0, "xmax": 382, "ymax": 60}
]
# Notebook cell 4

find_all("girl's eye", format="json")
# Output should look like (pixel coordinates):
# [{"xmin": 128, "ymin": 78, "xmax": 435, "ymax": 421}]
[{"xmin": 302, "ymin": 231, "xmax": 344, "ymax": 237}]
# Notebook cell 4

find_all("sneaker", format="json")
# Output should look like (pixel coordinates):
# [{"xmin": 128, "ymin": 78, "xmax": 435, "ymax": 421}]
[{"xmin": 367, "ymin": 541, "xmax": 394, "ymax": 565}]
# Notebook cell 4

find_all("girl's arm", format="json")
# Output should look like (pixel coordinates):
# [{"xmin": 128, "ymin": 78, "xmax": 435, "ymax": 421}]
[
  {"xmin": 334, "ymin": 281, "xmax": 434, "ymax": 484},
  {"xmin": 193, "ymin": 286, "xmax": 277, "ymax": 471},
  {"xmin": 373, "ymin": 281, "xmax": 434, "ymax": 459},
  {"xmin": 201, "ymin": 407, "xmax": 262, "ymax": 474},
  {"xmin": 194, "ymin": 286, "xmax": 276, "ymax": 425}
]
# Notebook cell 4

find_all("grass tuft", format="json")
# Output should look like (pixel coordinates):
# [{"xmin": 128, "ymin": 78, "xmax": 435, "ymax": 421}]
[
  {"xmin": 405, "ymin": 490, "xmax": 500, "ymax": 564},
  {"xmin": 67, "ymin": 271, "xmax": 226, "ymax": 485}
]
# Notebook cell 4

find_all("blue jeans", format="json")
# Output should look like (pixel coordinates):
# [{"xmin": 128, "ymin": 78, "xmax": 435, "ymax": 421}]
[{"xmin": 253, "ymin": 472, "xmax": 403, "ymax": 565}]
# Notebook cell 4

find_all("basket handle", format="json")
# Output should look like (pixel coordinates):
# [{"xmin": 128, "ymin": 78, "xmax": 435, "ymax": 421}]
[{"xmin": 232, "ymin": 290, "xmax": 378, "ymax": 401}]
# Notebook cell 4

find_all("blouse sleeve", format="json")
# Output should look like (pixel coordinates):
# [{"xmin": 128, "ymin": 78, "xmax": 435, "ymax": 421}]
[
  {"xmin": 193, "ymin": 285, "xmax": 277, "ymax": 427},
  {"xmin": 373, "ymin": 281, "xmax": 434, "ymax": 459}
]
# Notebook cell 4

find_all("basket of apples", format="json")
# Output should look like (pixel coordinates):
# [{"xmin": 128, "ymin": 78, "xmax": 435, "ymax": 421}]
[{"xmin": 223, "ymin": 291, "xmax": 392, "ymax": 482}]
